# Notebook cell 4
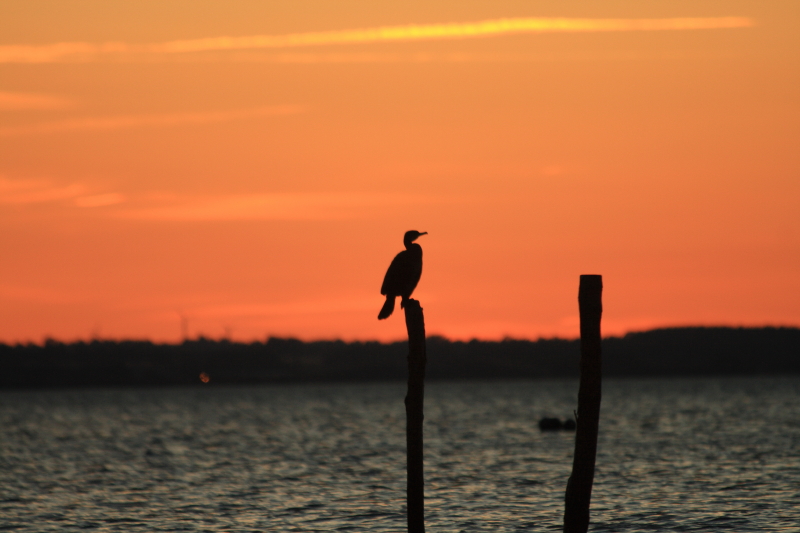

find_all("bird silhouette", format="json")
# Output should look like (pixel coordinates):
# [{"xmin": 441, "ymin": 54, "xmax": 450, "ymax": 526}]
[{"xmin": 378, "ymin": 230, "xmax": 427, "ymax": 320}]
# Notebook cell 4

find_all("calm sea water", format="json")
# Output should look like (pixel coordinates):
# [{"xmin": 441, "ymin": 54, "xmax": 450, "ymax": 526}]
[{"xmin": 1, "ymin": 377, "xmax": 799, "ymax": 532}]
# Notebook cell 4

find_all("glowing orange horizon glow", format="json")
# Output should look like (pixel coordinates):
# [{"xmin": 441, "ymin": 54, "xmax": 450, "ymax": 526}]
[{"xmin": 0, "ymin": 1, "xmax": 797, "ymax": 345}]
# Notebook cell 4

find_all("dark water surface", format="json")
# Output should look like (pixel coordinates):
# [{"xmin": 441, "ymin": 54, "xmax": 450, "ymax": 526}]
[{"xmin": 2, "ymin": 377, "xmax": 799, "ymax": 532}]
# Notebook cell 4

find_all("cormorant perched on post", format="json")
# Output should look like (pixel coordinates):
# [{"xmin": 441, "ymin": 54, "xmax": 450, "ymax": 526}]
[{"xmin": 378, "ymin": 230, "xmax": 427, "ymax": 320}]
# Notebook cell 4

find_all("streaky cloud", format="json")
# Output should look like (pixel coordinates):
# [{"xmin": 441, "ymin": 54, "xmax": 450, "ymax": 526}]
[
  {"xmin": 0, "ymin": 177, "xmax": 85, "ymax": 204},
  {"xmin": 0, "ymin": 105, "xmax": 305, "ymax": 136},
  {"xmin": 0, "ymin": 41, "xmax": 127, "ymax": 63},
  {"xmin": 175, "ymin": 296, "xmax": 379, "ymax": 320},
  {"xmin": 0, "ymin": 17, "xmax": 754, "ymax": 63},
  {"xmin": 117, "ymin": 192, "xmax": 437, "ymax": 222},
  {"xmin": 0, "ymin": 91, "xmax": 75, "ymax": 110},
  {"xmin": 74, "ymin": 193, "xmax": 126, "ymax": 208},
  {"xmin": 0, "ymin": 176, "xmax": 123, "ymax": 207},
  {"xmin": 153, "ymin": 17, "xmax": 755, "ymax": 53},
  {"xmin": 0, "ymin": 283, "xmax": 88, "ymax": 305}
]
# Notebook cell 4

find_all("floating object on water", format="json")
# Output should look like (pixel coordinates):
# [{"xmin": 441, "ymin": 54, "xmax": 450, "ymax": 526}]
[
  {"xmin": 539, "ymin": 417, "xmax": 576, "ymax": 431},
  {"xmin": 539, "ymin": 417, "xmax": 563, "ymax": 430}
]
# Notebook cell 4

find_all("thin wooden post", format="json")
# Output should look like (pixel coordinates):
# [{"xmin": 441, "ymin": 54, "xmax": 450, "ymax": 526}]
[
  {"xmin": 564, "ymin": 275, "xmax": 603, "ymax": 533},
  {"xmin": 403, "ymin": 298, "xmax": 426, "ymax": 533}
]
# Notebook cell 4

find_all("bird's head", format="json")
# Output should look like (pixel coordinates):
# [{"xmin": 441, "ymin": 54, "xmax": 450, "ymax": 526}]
[{"xmin": 404, "ymin": 230, "xmax": 428, "ymax": 247}]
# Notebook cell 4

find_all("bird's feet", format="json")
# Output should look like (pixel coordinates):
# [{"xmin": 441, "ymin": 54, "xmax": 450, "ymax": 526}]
[{"xmin": 400, "ymin": 297, "xmax": 416, "ymax": 310}]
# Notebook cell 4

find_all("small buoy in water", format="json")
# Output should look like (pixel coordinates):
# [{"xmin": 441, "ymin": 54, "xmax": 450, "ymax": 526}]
[
  {"xmin": 539, "ymin": 417, "xmax": 576, "ymax": 431},
  {"xmin": 539, "ymin": 417, "xmax": 563, "ymax": 431}
]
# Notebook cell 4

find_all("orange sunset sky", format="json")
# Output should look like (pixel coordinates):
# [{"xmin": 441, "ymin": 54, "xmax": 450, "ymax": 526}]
[{"xmin": 1, "ymin": 1, "xmax": 798, "ymax": 344}]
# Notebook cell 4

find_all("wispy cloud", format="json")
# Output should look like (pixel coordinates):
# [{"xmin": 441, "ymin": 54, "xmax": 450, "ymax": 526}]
[
  {"xmin": 0, "ymin": 283, "xmax": 87, "ymax": 305},
  {"xmin": 0, "ymin": 105, "xmax": 304, "ymax": 136},
  {"xmin": 0, "ymin": 178, "xmax": 437, "ymax": 220},
  {"xmin": 0, "ymin": 41, "xmax": 126, "ymax": 64},
  {"xmin": 118, "ymin": 191, "xmax": 436, "ymax": 221},
  {"xmin": 0, "ymin": 91, "xmax": 75, "ymax": 110},
  {"xmin": 0, "ymin": 17, "xmax": 754, "ymax": 63},
  {"xmin": 179, "ymin": 296, "xmax": 378, "ymax": 320},
  {"xmin": 0, "ymin": 176, "xmax": 125, "ymax": 206},
  {"xmin": 0, "ymin": 177, "xmax": 85, "ymax": 204},
  {"xmin": 74, "ymin": 193, "xmax": 126, "ymax": 208},
  {"xmin": 152, "ymin": 17, "xmax": 755, "ymax": 52}
]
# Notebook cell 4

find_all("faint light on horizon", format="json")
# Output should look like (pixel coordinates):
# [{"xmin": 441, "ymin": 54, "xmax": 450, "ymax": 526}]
[
  {"xmin": 0, "ymin": 17, "xmax": 755, "ymax": 63},
  {"xmin": 199, "ymin": 372, "xmax": 210, "ymax": 384}
]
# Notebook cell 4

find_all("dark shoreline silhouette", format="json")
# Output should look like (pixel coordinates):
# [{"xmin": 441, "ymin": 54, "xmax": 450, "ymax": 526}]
[{"xmin": 1, "ymin": 327, "xmax": 798, "ymax": 389}]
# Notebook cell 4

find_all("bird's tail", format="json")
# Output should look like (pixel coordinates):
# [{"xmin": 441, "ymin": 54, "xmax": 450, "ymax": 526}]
[{"xmin": 377, "ymin": 295, "xmax": 395, "ymax": 320}]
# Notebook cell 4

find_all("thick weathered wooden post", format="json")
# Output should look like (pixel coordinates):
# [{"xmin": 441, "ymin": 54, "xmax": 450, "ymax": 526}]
[
  {"xmin": 403, "ymin": 298, "xmax": 426, "ymax": 533},
  {"xmin": 564, "ymin": 275, "xmax": 603, "ymax": 533}
]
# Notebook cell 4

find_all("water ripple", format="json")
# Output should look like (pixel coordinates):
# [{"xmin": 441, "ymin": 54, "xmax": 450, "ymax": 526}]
[{"xmin": 1, "ymin": 377, "xmax": 799, "ymax": 531}]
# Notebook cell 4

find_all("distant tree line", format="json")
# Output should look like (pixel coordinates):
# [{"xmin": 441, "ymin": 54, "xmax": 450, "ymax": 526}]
[{"xmin": 1, "ymin": 327, "xmax": 798, "ymax": 389}]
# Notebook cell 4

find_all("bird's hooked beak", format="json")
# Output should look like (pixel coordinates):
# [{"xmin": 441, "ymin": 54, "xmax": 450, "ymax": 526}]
[{"xmin": 404, "ymin": 230, "xmax": 428, "ymax": 245}]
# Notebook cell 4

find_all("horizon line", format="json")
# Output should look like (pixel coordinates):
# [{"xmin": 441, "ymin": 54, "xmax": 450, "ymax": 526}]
[{"xmin": 6, "ymin": 324, "xmax": 797, "ymax": 348}]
